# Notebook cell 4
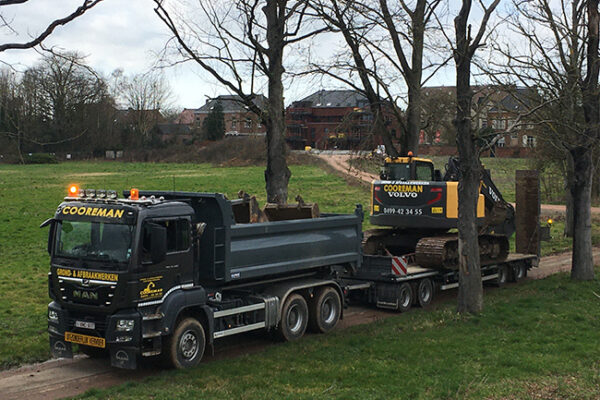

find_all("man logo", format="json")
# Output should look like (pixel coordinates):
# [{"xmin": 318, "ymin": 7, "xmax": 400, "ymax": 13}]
[
  {"xmin": 54, "ymin": 341, "xmax": 67, "ymax": 352},
  {"xmin": 115, "ymin": 350, "xmax": 129, "ymax": 362},
  {"xmin": 82, "ymin": 279, "xmax": 91, "ymax": 287},
  {"xmin": 72, "ymin": 290, "xmax": 98, "ymax": 300}
]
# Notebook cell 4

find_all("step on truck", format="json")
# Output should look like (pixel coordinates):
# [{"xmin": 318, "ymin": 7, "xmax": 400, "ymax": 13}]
[{"xmin": 43, "ymin": 187, "xmax": 362, "ymax": 369}]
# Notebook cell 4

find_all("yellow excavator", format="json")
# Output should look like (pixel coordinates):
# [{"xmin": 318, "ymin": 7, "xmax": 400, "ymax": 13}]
[{"xmin": 367, "ymin": 153, "xmax": 515, "ymax": 269}]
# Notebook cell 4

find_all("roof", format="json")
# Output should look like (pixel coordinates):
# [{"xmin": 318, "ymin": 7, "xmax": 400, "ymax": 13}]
[
  {"xmin": 291, "ymin": 90, "xmax": 369, "ymax": 108},
  {"xmin": 196, "ymin": 95, "xmax": 267, "ymax": 114}
]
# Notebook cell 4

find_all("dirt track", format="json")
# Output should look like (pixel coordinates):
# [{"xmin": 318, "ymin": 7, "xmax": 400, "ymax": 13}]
[{"xmin": 1, "ymin": 248, "xmax": 598, "ymax": 400}]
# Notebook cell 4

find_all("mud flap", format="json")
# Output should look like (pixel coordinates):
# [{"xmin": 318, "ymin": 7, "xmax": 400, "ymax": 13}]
[
  {"xmin": 110, "ymin": 348, "xmax": 137, "ymax": 369},
  {"xmin": 50, "ymin": 336, "xmax": 73, "ymax": 359}
]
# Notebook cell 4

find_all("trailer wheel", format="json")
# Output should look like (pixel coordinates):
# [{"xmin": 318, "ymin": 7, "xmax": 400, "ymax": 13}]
[
  {"xmin": 511, "ymin": 263, "xmax": 527, "ymax": 282},
  {"xmin": 494, "ymin": 265, "xmax": 508, "ymax": 287},
  {"xmin": 277, "ymin": 294, "xmax": 309, "ymax": 341},
  {"xmin": 415, "ymin": 279, "xmax": 434, "ymax": 308},
  {"xmin": 397, "ymin": 282, "xmax": 413, "ymax": 312},
  {"xmin": 308, "ymin": 287, "xmax": 341, "ymax": 333},
  {"xmin": 163, "ymin": 317, "xmax": 205, "ymax": 369}
]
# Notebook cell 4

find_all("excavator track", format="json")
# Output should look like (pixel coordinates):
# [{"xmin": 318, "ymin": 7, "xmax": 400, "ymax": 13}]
[{"xmin": 415, "ymin": 234, "xmax": 509, "ymax": 270}]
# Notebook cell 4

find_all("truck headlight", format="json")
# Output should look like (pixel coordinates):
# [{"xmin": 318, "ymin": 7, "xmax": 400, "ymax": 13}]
[
  {"xmin": 48, "ymin": 309, "xmax": 59, "ymax": 322},
  {"xmin": 116, "ymin": 319, "xmax": 134, "ymax": 332}
]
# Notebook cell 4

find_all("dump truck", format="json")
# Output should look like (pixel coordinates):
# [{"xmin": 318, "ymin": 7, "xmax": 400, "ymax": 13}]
[
  {"xmin": 43, "ymin": 187, "xmax": 362, "ymax": 369},
  {"xmin": 42, "ymin": 181, "xmax": 539, "ymax": 369}
]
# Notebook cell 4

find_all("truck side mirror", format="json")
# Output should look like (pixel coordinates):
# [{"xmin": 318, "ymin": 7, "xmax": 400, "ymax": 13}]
[
  {"xmin": 40, "ymin": 218, "xmax": 55, "ymax": 255},
  {"xmin": 434, "ymin": 169, "xmax": 442, "ymax": 181},
  {"xmin": 150, "ymin": 224, "xmax": 167, "ymax": 264}
]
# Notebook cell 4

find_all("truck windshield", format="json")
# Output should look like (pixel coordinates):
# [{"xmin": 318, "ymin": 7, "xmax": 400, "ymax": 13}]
[{"xmin": 55, "ymin": 221, "xmax": 133, "ymax": 265}]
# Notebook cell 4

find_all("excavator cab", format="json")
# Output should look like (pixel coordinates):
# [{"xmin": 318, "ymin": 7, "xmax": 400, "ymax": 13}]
[{"xmin": 379, "ymin": 154, "xmax": 441, "ymax": 181}]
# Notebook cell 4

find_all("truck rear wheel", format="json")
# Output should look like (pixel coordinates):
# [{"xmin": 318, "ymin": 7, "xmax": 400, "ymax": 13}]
[
  {"xmin": 277, "ymin": 293, "xmax": 308, "ymax": 341},
  {"xmin": 308, "ymin": 287, "xmax": 341, "ymax": 333},
  {"xmin": 397, "ymin": 282, "xmax": 413, "ymax": 312},
  {"xmin": 163, "ymin": 317, "xmax": 205, "ymax": 369},
  {"xmin": 415, "ymin": 278, "xmax": 433, "ymax": 308}
]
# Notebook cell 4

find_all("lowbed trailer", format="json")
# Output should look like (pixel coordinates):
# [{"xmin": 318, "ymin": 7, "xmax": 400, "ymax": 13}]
[{"xmin": 342, "ymin": 253, "xmax": 538, "ymax": 312}]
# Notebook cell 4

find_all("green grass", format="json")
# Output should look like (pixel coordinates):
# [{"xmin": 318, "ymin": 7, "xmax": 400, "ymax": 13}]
[
  {"xmin": 72, "ymin": 271, "xmax": 600, "ymax": 400},
  {"xmin": 0, "ymin": 161, "xmax": 369, "ymax": 369}
]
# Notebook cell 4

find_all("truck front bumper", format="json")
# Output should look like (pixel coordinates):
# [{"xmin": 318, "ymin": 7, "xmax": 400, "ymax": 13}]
[{"xmin": 47, "ymin": 301, "xmax": 141, "ymax": 369}]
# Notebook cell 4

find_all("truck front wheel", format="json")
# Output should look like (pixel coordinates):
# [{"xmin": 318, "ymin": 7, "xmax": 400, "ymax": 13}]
[
  {"xmin": 277, "ymin": 293, "xmax": 308, "ymax": 341},
  {"xmin": 164, "ymin": 317, "xmax": 205, "ymax": 369},
  {"xmin": 308, "ymin": 287, "xmax": 341, "ymax": 333}
]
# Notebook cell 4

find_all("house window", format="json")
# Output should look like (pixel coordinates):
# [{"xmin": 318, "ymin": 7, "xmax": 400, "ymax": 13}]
[
  {"xmin": 492, "ymin": 119, "xmax": 506, "ymax": 129},
  {"xmin": 527, "ymin": 135, "xmax": 536, "ymax": 147},
  {"xmin": 245, "ymin": 118, "xmax": 252, "ymax": 128},
  {"xmin": 497, "ymin": 137, "xmax": 505, "ymax": 148},
  {"xmin": 231, "ymin": 119, "xmax": 237, "ymax": 129},
  {"xmin": 480, "ymin": 119, "xmax": 487, "ymax": 128}
]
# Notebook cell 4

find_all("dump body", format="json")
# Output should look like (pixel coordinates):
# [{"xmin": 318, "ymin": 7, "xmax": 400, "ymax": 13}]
[{"xmin": 133, "ymin": 191, "xmax": 363, "ymax": 285}]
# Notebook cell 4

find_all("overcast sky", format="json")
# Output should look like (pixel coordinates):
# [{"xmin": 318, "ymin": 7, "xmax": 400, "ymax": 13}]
[{"xmin": 0, "ymin": 0, "xmax": 489, "ymax": 110}]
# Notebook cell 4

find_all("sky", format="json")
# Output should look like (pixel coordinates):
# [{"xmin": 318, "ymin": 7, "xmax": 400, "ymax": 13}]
[{"xmin": 0, "ymin": 0, "xmax": 504, "ymax": 111}]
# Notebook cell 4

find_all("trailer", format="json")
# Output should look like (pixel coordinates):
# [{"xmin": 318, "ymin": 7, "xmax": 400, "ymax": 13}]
[{"xmin": 342, "ymin": 253, "xmax": 538, "ymax": 312}]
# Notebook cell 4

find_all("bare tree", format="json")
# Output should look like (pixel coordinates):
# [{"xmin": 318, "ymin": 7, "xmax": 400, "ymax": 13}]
[
  {"xmin": 115, "ymin": 71, "xmax": 173, "ymax": 145},
  {"xmin": 453, "ymin": 0, "xmax": 499, "ymax": 314},
  {"xmin": 154, "ymin": 0, "xmax": 325, "ymax": 203},
  {"xmin": 309, "ymin": 0, "xmax": 445, "ymax": 156},
  {"xmin": 0, "ymin": 1, "xmax": 104, "ymax": 53},
  {"xmin": 491, "ymin": 0, "xmax": 598, "ymax": 280}
]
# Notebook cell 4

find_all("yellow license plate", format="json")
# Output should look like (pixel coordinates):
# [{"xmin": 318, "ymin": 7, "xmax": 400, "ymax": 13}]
[
  {"xmin": 431, "ymin": 207, "xmax": 444, "ymax": 214},
  {"xmin": 65, "ymin": 331, "xmax": 106, "ymax": 348}
]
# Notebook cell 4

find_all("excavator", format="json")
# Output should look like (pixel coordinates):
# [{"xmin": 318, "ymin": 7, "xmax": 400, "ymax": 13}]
[{"xmin": 366, "ymin": 153, "xmax": 515, "ymax": 269}]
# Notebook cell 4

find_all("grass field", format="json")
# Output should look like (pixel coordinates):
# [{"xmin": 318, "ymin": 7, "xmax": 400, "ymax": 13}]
[
  {"xmin": 0, "ymin": 160, "xmax": 595, "ymax": 372},
  {"xmin": 72, "ymin": 270, "xmax": 600, "ymax": 400}
]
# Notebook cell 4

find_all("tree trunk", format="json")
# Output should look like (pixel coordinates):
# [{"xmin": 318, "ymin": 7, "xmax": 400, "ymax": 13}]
[
  {"xmin": 263, "ymin": 0, "xmax": 291, "ymax": 204},
  {"xmin": 454, "ymin": 0, "xmax": 483, "ymax": 314},
  {"xmin": 570, "ymin": 146, "xmax": 595, "ymax": 280},
  {"xmin": 454, "ymin": 59, "xmax": 483, "ymax": 314},
  {"xmin": 403, "ymin": 83, "xmax": 421, "ymax": 155},
  {"xmin": 564, "ymin": 156, "xmax": 575, "ymax": 237}
]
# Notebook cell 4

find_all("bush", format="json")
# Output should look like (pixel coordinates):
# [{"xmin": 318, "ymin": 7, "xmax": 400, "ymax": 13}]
[{"xmin": 24, "ymin": 153, "xmax": 58, "ymax": 164}]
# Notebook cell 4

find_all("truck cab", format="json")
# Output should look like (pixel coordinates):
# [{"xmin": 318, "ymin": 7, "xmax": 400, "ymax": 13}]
[{"xmin": 45, "ymin": 187, "xmax": 199, "ymax": 368}]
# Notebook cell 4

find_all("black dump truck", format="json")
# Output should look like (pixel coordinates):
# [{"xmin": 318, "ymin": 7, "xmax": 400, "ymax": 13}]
[
  {"xmin": 44, "ymin": 187, "xmax": 362, "ymax": 369},
  {"xmin": 43, "ymin": 186, "xmax": 538, "ymax": 369}
]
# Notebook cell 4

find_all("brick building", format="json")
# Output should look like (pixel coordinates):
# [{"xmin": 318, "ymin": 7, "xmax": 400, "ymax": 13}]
[
  {"xmin": 179, "ymin": 95, "xmax": 267, "ymax": 136},
  {"xmin": 422, "ymin": 85, "xmax": 538, "ymax": 152},
  {"xmin": 286, "ymin": 90, "xmax": 399, "ymax": 150}
]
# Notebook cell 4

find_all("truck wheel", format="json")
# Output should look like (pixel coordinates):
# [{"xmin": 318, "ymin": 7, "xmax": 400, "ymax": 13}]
[
  {"xmin": 163, "ymin": 317, "xmax": 205, "ymax": 369},
  {"xmin": 308, "ymin": 287, "xmax": 341, "ymax": 334},
  {"xmin": 277, "ymin": 293, "xmax": 308, "ymax": 341},
  {"xmin": 79, "ymin": 345, "xmax": 108, "ymax": 358},
  {"xmin": 415, "ymin": 279, "xmax": 433, "ymax": 308},
  {"xmin": 494, "ymin": 265, "xmax": 508, "ymax": 287},
  {"xmin": 397, "ymin": 282, "xmax": 413, "ymax": 312}
]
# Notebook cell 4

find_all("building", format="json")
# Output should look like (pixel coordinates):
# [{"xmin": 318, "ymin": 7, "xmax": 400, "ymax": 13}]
[
  {"xmin": 286, "ymin": 90, "xmax": 398, "ymax": 150},
  {"xmin": 421, "ymin": 85, "xmax": 538, "ymax": 152},
  {"xmin": 179, "ymin": 95, "xmax": 267, "ymax": 136}
]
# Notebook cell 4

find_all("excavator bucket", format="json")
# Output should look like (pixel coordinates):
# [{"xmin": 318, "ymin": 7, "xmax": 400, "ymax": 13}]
[
  {"xmin": 231, "ymin": 191, "xmax": 268, "ymax": 223},
  {"xmin": 263, "ymin": 195, "xmax": 320, "ymax": 221}
]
